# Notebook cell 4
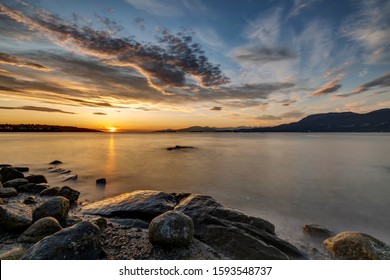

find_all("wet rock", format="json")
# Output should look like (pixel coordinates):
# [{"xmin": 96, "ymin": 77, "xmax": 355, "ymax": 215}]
[
  {"xmin": 25, "ymin": 175, "xmax": 48, "ymax": 184},
  {"xmin": 23, "ymin": 196, "xmax": 37, "ymax": 205},
  {"xmin": 40, "ymin": 187, "xmax": 60, "ymax": 196},
  {"xmin": 91, "ymin": 217, "xmax": 107, "ymax": 231},
  {"xmin": 303, "ymin": 224, "xmax": 335, "ymax": 239},
  {"xmin": 2, "ymin": 178, "xmax": 29, "ymax": 189},
  {"xmin": 22, "ymin": 221, "xmax": 105, "ymax": 260},
  {"xmin": 0, "ymin": 202, "xmax": 32, "ymax": 232},
  {"xmin": 58, "ymin": 186, "xmax": 80, "ymax": 203},
  {"xmin": 0, "ymin": 244, "xmax": 27, "ymax": 260},
  {"xmin": 18, "ymin": 183, "xmax": 49, "ymax": 193},
  {"xmin": 149, "ymin": 210, "xmax": 194, "ymax": 247},
  {"xmin": 18, "ymin": 217, "xmax": 62, "ymax": 243},
  {"xmin": 0, "ymin": 164, "xmax": 12, "ymax": 168},
  {"xmin": 167, "ymin": 145, "xmax": 194, "ymax": 151},
  {"xmin": 32, "ymin": 196, "xmax": 70, "ymax": 223},
  {"xmin": 324, "ymin": 232, "xmax": 390, "ymax": 260},
  {"xmin": 61, "ymin": 174, "xmax": 78, "ymax": 182},
  {"xmin": 14, "ymin": 166, "xmax": 29, "ymax": 172},
  {"xmin": 96, "ymin": 178, "xmax": 106, "ymax": 185},
  {"xmin": 174, "ymin": 193, "xmax": 306, "ymax": 260},
  {"xmin": 0, "ymin": 198, "xmax": 4, "ymax": 205},
  {"xmin": 49, "ymin": 160, "xmax": 63, "ymax": 165},
  {"xmin": 66, "ymin": 215, "xmax": 82, "ymax": 227},
  {"xmin": 0, "ymin": 167, "xmax": 24, "ymax": 183},
  {"xmin": 0, "ymin": 187, "xmax": 18, "ymax": 198},
  {"xmin": 81, "ymin": 190, "xmax": 176, "ymax": 220},
  {"xmin": 108, "ymin": 218, "xmax": 149, "ymax": 229}
]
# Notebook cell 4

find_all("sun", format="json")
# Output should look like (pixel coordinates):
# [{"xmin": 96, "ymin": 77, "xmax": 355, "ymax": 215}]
[{"xmin": 107, "ymin": 127, "xmax": 117, "ymax": 133}]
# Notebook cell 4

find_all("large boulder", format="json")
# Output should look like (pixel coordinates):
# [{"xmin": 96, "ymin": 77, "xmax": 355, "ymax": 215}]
[
  {"xmin": 174, "ymin": 193, "xmax": 306, "ymax": 260},
  {"xmin": 22, "ymin": 221, "xmax": 105, "ymax": 260},
  {"xmin": 81, "ymin": 190, "xmax": 176, "ymax": 220},
  {"xmin": 32, "ymin": 196, "xmax": 70, "ymax": 222},
  {"xmin": 18, "ymin": 183, "xmax": 49, "ymax": 193},
  {"xmin": 0, "ymin": 187, "xmax": 18, "ymax": 198},
  {"xmin": 0, "ymin": 202, "xmax": 32, "ymax": 232},
  {"xmin": 18, "ymin": 217, "xmax": 62, "ymax": 243},
  {"xmin": 3, "ymin": 178, "xmax": 29, "ymax": 189},
  {"xmin": 58, "ymin": 186, "xmax": 80, "ymax": 203},
  {"xmin": 25, "ymin": 175, "xmax": 48, "ymax": 184},
  {"xmin": 0, "ymin": 167, "xmax": 24, "ymax": 183},
  {"xmin": 149, "ymin": 210, "xmax": 194, "ymax": 247},
  {"xmin": 324, "ymin": 232, "xmax": 390, "ymax": 260}
]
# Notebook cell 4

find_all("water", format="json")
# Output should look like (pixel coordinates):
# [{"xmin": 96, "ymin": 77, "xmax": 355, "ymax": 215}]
[{"xmin": 1, "ymin": 132, "xmax": 390, "ymax": 246}]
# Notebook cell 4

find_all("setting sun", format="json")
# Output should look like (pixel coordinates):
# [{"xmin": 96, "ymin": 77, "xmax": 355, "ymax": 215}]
[{"xmin": 107, "ymin": 127, "xmax": 117, "ymax": 133}]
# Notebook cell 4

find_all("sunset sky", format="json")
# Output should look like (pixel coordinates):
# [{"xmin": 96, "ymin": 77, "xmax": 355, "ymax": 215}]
[{"xmin": 0, "ymin": 0, "xmax": 389, "ymax": 131}]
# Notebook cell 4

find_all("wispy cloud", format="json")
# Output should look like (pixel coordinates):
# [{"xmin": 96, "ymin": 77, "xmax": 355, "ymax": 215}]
[
  {"xmin": 0, "ymin": 106, "xmax": 76, "ymax": 114},
  {"xmin": 255, "ymin": 111, "xmax": 304, "ymax": 121},
  {"xmin": 232, "ymin": 46, "xmax": 296, "ymax": 63},
  {"xmin": 93, "ymin": 112, "xmax": 107, "ymax": 115},
  {"xmin": 310, "ymin": 77, "xmax": 342, "ymax": 96},
  {"xmin": 288, "ymin": 0, "xmax": 319, "ymax": 19},
  {"xmin": 0, "ymin": 52, "xmax": 49, "ymax": 71},
  {"xmin": 210, "ymin": 106, "xmax": 222, "ymax": 111},
  {"xmin": 125, "ymin": 0, "xmax": 207, "ymax": 17},
  {"xmin": 338, "ymin": 72, "xmax": 390, "ymax": 97}
]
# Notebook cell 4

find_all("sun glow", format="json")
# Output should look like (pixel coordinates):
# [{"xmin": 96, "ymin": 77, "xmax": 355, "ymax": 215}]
[{"xmin": 107, "ymin": 127, "xmax": 117, "ymax": 132}]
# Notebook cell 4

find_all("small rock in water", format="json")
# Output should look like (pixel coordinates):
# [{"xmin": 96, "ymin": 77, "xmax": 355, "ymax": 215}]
[
  {"xmin": 23, "ymin": 196, "xmax": 37, "ymax": 205},
  {"xmin": 49, "ymin": 160, "xmax": 63, "ymax": 165},
  {"xmin": 0, "ymin": 167, "xmax": 24, "ymax": 183},
  {"xmin": 324, "ymin": 231, "xmax": 390, "ymax": 260},
  {"xmin": 96, "ymin": 178, "xmax": 106, "ymax": 185},
  {"xmin": 149, "ymin": 210, "xmax": 194, "ymax": 247},
  {"xmin": 40, "ymin": 187, "xmax": 60, "ymax": 196},
  {"xmin": 32, "ymin": 196, "xmax": 70, "ymax": 223},
  {"xmin": 13, "ymin": 166, "xmax": 29, "ymax": 172},
  {"xmin": 18, "ymin": 217, "xmax": 62, "ymax": 243},
  {"xmin": 0, "ymin": 164, "xmax": 12, "ymax": 168},
  {"xmin": 25, "ymin": 175, "xmax": 48, "ymax": 184},
  {"xmin": 167, "ymin": 145, "xmax": 194, "ymax": 151},
  {"xmin": 303, "ymin": 224, "xmax": 335, "ymax": 239},
  {"xmin": 3, "ymin": 178, "xmax": 29, "ymax": 189},
  {"xmin": 58, "ymin": 186, "xmax": 80, "ymax": 203},
  {"xmin": 0, "ymin": 187, "xmax": 18, "ymax": 198},
  {"xmin": 61, "ymin": 174, "xmax": 78, "ymax": 182},
  {"xmin": 18, "ymin": 183, "xmax": 49, "ymax": 193}
]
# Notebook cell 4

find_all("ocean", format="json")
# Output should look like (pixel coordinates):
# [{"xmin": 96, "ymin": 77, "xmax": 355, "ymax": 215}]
[{"xmin": 1, "ymin": 132, "xmax": 390, "ymax": 246}]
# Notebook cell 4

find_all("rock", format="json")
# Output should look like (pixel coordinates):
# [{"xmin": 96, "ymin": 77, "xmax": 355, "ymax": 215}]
[
  {"xmin": 174, "ymin": 193, "xmax": 306, "ymax": 260},
  {"xmin": 0, "ymin": 198, "xmax": 3, "ymax": 205},
  {"xmin": 32, "ymin": 196, "xmax": 70, "ymax": 223},
  {"xmin": 0, "ymin": 187, "xmax": 18, "ymax": 198},
  {"xmin": 0, "ymin": 167, "xmax": 24, "ymax": 183},
  {"xmin": 40, "ymin": 187, "xmax": 60, "ymax": 196},
  {"xmin": 22, "ymin": 221, "xmax": 105, "ymax": 260},
  {"xmin": 0, "ymin": 202, "xmax": 32, "ymax": 232},
  {"xmin": 0, "ymin": 164, "xmax": 12, "ymax": 168},
  {"xmin": 49, "ymin": 160, "xmax": 63, "ymax": 165},
  {"xmin": 167, "ymin": 145, "xmax": 194, "ymax": 151},
  {"xmin": 61, "ymin": 174, "xmax": 78, "ymax": 182},
  {"xmin": 96, "ymin": 178, "xmax": 106, "ymax": 185},
  {"xmin": 0, "ymin": 244, "xmax": 27, "ymax": 260},
  {"xmin": 58, "ymin": 186, "xmax": 80, "ymax": 203},
  {"xmin": 324, "ymin": 232, "xmax": 390, "ymax": 260},
  {"xmin": 2, "ymin": 178, "xmax": 29, "ymax": 188},
  {"xmin": 303, "ymin": 224, "xmax": 335, "ymax": 239},
  {"xmin": 91, "ymin": 217, "xmax": 107, "ymax": 231},
  {"xmin": 14, "ymin": 166, "xmax": 29, "ymax": 172},
  {"xmin": 108, "ymin": 218, "xmax": 149, "ymax": 229},
  {"xmin": 23, "ymin": 196, "xmax": 37, "ymax": 205},
  {"xmin": 66, "ymin": 215, "xmax": 82, "ymax": 227},
  {"xmin": 18, "ymin": 183, "xmax": 49, "ymax": 193},
  {"xmin": 81, "ymin": 190, "xmax": 176, "ymax": 220},
  {"xmin": 48, "ymin": 167, "xmax": 70, "ymax": 173},
  {"xmin": 18, "ymin": 217, "xmax": 62, "ymax": 243},
  {"xmin": 149, "ymin": 210, "xmax": 194, "ymax": 247},
  {"xmin": 25, "ymin": 174, "xmax": 48, "ymax": 184}
]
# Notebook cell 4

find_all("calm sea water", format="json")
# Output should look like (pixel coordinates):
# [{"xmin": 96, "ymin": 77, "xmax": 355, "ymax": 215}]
[{"xmin": 1, "ymin": 132, "xmax": 390, "ymax": 246}]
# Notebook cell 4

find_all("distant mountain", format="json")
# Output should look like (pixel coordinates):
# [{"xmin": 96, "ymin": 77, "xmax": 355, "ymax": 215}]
[
  {"xmin": 157, "ymin": 108, "xmax": 390, "ymax": 133},
  {"xmin": 0, "ymin": 124, "xmax": 102, "ymax": 132}
]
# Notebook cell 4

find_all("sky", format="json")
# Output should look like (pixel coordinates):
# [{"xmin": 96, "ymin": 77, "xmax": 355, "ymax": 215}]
[{"xmin": 0, "ymin": 0, "xmax": 389, "ymax": 131}]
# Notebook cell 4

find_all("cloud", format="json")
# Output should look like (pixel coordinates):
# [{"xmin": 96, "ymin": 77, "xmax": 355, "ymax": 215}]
[
  {"xmin": 0, "ymin": 85, "xmax": 21, "ymax": 92},
  {"xmin": 0, "ymin": 106, "xmax": 76, "ymax": 114},
  {"xmin": 310, "ymin": 78, "xmax": 342, "ymax": 96},
  {"xmin": 210, "ymin": 106, "xmax": 222, "ymax": 111},
  {"xmin": 134, "ymin": 17, "xmax": 145, "ymax": 31},
  {"xmin": 338, "ymin": 72, "xmax": 390, "ymax": 97},
  {"xmin": 93, "ymin": 112, "xmax": 107, "ymax": 115},
  {"xmin": 255, "ymin": 111, "xmax": 304, "ymax": 120},
  {"xmin": 125, "ymin": 0, "xmax": 207, "ymax": 17},
  {"xmin": 278, "ymin": 98, "xmax": 297, "ymax": 106},
  {"xmin": 358, "ymin": 68, "xmax": 368, "ymax": 77},
  {"xmin": 288, "ymin": 0, "xmax": 319, "ymax": 19},
  {"xmin": 232, "ymin": 46, "xmax": 296, "ymax": 63},
  {"xmin": 0, "ymin": 52, "xmax": 49, "ymax": 71}
]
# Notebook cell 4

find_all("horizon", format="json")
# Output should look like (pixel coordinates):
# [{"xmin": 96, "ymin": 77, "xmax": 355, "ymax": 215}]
[{"xmin": 0, "ymin": 0, "xmax": 389, "ymax": 132}]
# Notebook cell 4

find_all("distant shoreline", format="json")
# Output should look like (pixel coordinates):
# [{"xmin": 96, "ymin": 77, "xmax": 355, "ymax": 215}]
[{"xmin": 0, "ymin": 124, "xmax": 102, "ymax": 133}]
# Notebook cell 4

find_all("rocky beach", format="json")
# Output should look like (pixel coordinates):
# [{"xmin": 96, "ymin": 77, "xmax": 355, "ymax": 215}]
[{"xmin": 1, "ymin": 163, "xmax": 390, "ymax": 260}]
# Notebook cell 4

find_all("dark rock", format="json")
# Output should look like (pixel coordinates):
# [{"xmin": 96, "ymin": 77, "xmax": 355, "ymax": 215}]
[
  {"xmin": 0, "ymin": 244, "xmax": 27, "ymax": 260},
  {"xmin": 91, "ymin": 217, "xmax": 107, "ymax": 231},
  {"xmin": 149, "ymin": 210, "xmax": 194, "ymax": 247},
  {"xmin": 0, "ymin": 167, "xmax": 24, "ymax": 183},
  {"xmin": 48, "ymin": 167, "xmax": 70, "ymax": 173},
  {"xmin": 61, "ymin": 174, "xmax": 78, "ymax": 182},
  {"xmin": 32, "ymin": 196, "xmax": 70, "ymax": 223},
  {"xmin": 66, "ymin": 215, "xmax": 82, "ymax": 227},
  {"xmin": 303, "ymin": 224, "xmax": 335, "ymax": 239},
  {"xmin": 0, "ymin": 164, "xmax": 12, "ymax": 168},
  {"xmin": 40, "ymin": 187, "xmax": 60, "ymax": 196},
  {"xmin": 0, "ymin": 202, "xmax": 32, "ymax": 232},
  {"xmin": 2, "ymin": 178, "xmax": 29, "ymax": 188},
  {"xmin": 96, "ymin": 178, "xmax": 106, "ymax": 185},
  {"xmin": 0, "ymin": 187, "xmax": 18, "ymax": 198},
  {"xmin": 18, "ymin": 217, "xmax": 62, "ymax": 243},
  {"xmin": 22, "ymin": 221, "xmax": 105, "ymax": 260},
  {"xmin": 58, "ymin": 186, "xmax": 80, "ymax": 203},
  {"xmin": 174, "ymin": 193, "xmax": 306, "ymax": 260},
  {"xmin": 0, "ymin": 198, "xmax": 4, "ymax": 205},
  {"xmin": 18, "ymin": 183, "xmax": 49, "ymax": 193},
  {"xmin": 167, "ymin": 145, "xmax": 194, "ymax": 151},
  {"xmin": 49, "ymin": 160, "xmax": 63, "ymax": 165},
  {"xmin": 25, "ymin": 175, "xmax": 48, "ymax": 184},
  {"xmin": 23, "ymin": 196, "xmax": 37, "ymax": 205},
  {"xmin": 14, "ymin": 166, "xmax": 29, "ymax": 172},
  {"xmin": 324, "ymin": 232, "xmax": 390, "ymax": 260},
  {"xmin": 107, "ymin": 218, "xmax": 149, "ymax": 229},
  {"xmin": 81, "ymin": 190, "xmax": 176, "ymax": 220}
]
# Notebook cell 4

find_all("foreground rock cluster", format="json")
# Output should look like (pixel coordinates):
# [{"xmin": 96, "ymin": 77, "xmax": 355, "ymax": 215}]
[{"xmin": 1, "ymin": 164, "xmax": 390, "ymax": 260}]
